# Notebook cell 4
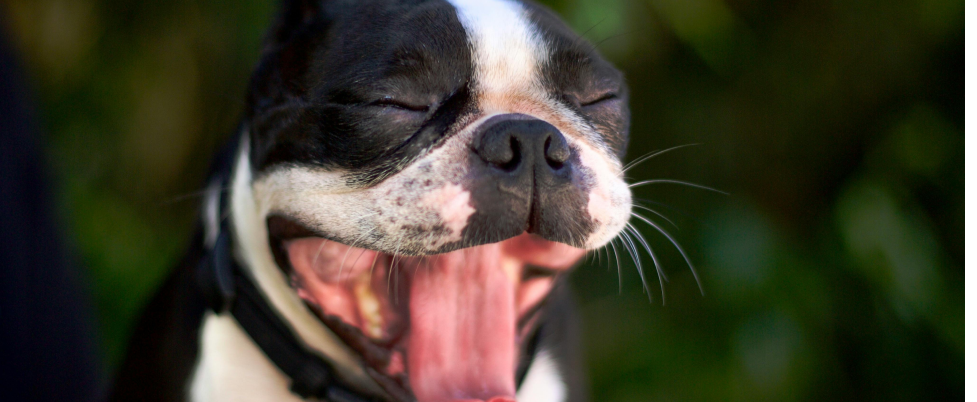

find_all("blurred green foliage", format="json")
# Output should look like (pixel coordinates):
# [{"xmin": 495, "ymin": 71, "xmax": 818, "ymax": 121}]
[{"xmin": 3, "ymin": 0, "xmax": 962, "ymax": 400}]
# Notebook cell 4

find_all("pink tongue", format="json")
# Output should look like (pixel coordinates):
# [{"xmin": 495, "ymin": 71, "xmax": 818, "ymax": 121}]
[{"xmin": 408, "ymin": 243, "xmax": 517, "ymax": 402}]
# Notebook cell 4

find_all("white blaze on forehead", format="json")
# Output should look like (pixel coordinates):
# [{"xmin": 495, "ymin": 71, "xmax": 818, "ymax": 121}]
[
  {"xmin": 419, "ymin": 182, "xmax": 476, "ymax": 244},
  {"xmin": 448, "ymin": 0, "xmax": 547, "ymax": 99}
]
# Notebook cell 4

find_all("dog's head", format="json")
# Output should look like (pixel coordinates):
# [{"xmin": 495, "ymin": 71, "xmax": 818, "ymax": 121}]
[{"xmin": 228, "ymin": 0, "xmax": 631, "ymax": 401}]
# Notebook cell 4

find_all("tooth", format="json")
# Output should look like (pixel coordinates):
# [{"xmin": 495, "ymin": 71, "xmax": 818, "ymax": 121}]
[
  {"xmin": 354, "ymin": 271, "xmax": 384, "ymax": 339},
  {"xmin": 501, "ymin": 256, "xmax": 521, "ymax": 284}
]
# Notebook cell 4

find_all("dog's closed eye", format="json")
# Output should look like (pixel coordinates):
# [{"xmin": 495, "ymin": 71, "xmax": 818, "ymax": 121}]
[
  {"xmin": 579, "ymin": 92, "xmax": 618, "ymax": 107},
  {"xmin": 370, "ymin": 96, "xmax": 431, "ymax": 112}
]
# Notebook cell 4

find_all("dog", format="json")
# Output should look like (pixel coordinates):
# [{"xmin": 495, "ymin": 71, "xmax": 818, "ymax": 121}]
[{"xmin": 109, "ymin": 0, "xmax": 631, "ymax": 401}]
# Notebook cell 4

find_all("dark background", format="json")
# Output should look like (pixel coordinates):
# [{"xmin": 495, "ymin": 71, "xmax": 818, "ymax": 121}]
[{"xmin": 1, "ymin": 0, "xmax": 963, "ymax": 400}]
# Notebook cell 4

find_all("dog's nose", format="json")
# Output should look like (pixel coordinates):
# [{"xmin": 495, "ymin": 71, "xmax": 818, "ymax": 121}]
[
  {"xmin": 466, "ymin": 114, "xmax": 590, "ymax": 246},
  {"xmin": 473, "ymin": 116, "xmax": 571, "ymax": 176}
]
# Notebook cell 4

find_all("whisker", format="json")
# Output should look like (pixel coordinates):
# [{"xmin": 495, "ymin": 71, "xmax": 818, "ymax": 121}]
[
  {"xmin": 160, "ymin": 185, "xmax": 233, "ymax": 206},
  {"xmin": 622, "ymin": 143, "xmax": 700, "ymax": 173},
  {"xmin": 633, "ymin": 197, "xmax": 718, "ymax": 230},
  {"xmin": 394, "ymin": 257, "xmax": 401, "ymax": 304},
  {"xmin": 590, "ymin": 30, "xmax": 634, "ymax": 52},
  {"xmin": 624, "ymin": 223, "xmax": 665, "ymax": 305},
  {"xmin": 626, "ymin": 222, "xmax": 668, "ymax": 282},
  {"xmin": 602, "ymin": 244, "xmax": 611, "ymax": 270},
  {"xmin": 627, "ymin": 223, "xmax": 667, "ymax": 305},
  {"xmin": 631, "ymin": 204, "xmax": 679, "ymax": 230},
  {"xmin": 629, "ymin": 179, "xmax": 728, "ymax": 195},
  {"xmin": 577, "ymin": 17, "xmax": 607, "ymax": 43},
  {"xmin": 608, "ymin": 237, "xmax": 624, "ymax": 294},
  {"xmin": 338, "ymin": 244, "xmax": 357, "ymax": 280},
  {"xmin": 339, "ymin": 228, "xmax": 375, "ymax": 280},
  {"xmin": 311, "ymin": 239, "xmax": 328, "ymax": 268},
  {"xmin": 631, "ymin": 212, "xmax": 705, "ymax": 296},
  {"xmin": 388, "ymin": 242, "xmax": 402, "ymax": 294},
  {"xmin": 595, "ymin": 244, "xmax": 604, "ymax": 268},
  {"xmin": 368, "ymin": 251, "xmax": 380, "ymax": 278},
  {"xmin": 349, "ymin": 248, "xmax": 370, "ymax": 275},
  {"xmin": 620, "ymin": 229, "xmax": 653, "ymax": 303}
]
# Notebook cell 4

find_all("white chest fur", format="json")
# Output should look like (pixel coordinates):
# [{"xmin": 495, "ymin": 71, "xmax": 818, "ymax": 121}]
[
  {"xmin": 189, "ymin": 313, "xmax": 303, "ymax": 402},
  {"xmin": 188, "ymin": 312, "xmax": 567, "ymax": 402},
  {"xmin": 516, "ymin": 351, "xmax": 568, "ymax": 402}
]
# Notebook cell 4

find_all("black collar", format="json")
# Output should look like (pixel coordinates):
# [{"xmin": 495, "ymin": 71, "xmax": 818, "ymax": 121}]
[{"xmin": 197, "ymin": 213, "xmax": 387, "ymax": 402}]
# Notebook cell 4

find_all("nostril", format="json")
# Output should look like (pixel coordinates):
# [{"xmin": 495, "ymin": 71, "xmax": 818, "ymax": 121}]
[
  {"xmin": 543, "ymin": 137, "xmax": 562, "ymax": 169},
  {"xmin": 543, "ymin": 133, "xmax": 570, "ymax": 170},
  {"xmin": 475, "ymin": 129, "xmax": 522, "ymax": 172},
  {"xmin": 475, "ymin": 132, "xmax": 513, "ymax": 165},
  {"xmin": 499, "ymin": 136, "xmax": 521, "ymax": 172}
]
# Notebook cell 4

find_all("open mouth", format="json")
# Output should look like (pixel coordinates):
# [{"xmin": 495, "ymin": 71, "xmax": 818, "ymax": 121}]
[{"xmin": 267, "ymin": 216, "xmax": 587, "ymax": 402}]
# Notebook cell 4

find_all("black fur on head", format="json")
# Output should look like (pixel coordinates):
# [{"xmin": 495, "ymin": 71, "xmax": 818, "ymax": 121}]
[{"xmin": 245, "ymin": 0, "xmax": 476, "ymax": 186}]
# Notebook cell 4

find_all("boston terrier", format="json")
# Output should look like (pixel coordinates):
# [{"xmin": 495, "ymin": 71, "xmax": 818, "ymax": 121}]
[{"xmin": 109, "ymin": 0, "xmax": 632, "ymax": 401}]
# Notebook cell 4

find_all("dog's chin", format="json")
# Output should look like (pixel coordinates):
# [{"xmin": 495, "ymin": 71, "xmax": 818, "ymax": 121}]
[{"xmin": 266, "ymin": 216, "xmax": 586, "ymax": 402}]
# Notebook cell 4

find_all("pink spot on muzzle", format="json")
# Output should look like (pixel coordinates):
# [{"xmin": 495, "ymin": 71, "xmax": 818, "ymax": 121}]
[{"xmin": 421, "ymin": 183, "xmax": 477, "ymax": 244}]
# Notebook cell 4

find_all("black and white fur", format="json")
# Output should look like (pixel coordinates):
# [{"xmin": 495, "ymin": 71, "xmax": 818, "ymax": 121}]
[{"xmin": 109, "ymin": 0, "xmax": 631, "ymax": 401}]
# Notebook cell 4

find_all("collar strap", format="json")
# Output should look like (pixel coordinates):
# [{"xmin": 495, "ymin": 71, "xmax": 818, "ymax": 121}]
[{"xmin": 197, "ymin": 219, "xmax": 387, "ymax": 402}]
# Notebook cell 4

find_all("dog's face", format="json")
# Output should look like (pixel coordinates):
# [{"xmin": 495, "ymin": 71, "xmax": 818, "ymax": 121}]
[{"xmin": 232, "ymin": 0, "xmax": 631, "ymax": 401}]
